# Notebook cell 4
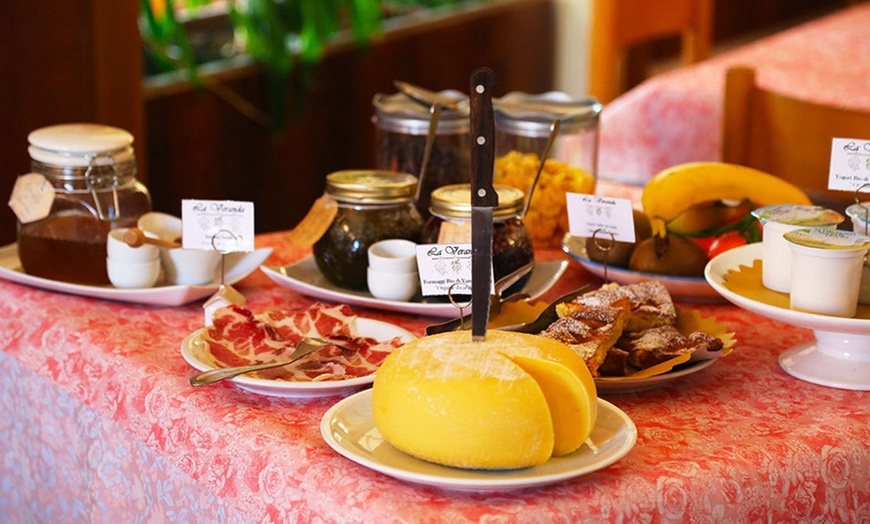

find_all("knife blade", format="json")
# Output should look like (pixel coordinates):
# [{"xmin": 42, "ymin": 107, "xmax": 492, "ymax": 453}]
[{"xmin": 469, "ymin": 67, "xmax": 497, "ymax": 342}]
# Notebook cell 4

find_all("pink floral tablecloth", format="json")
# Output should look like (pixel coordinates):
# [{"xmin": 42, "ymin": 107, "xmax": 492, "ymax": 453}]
[
  {"xmin": 599, "ymin": 3, "xmax": 870, "ymax": 186},
  {"xmin": 1, "ymin": 219, "xmax": 869, "ymax": 523}
]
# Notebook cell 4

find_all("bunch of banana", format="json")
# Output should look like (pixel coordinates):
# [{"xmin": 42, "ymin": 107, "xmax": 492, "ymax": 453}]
[{"xmin": 620, "ymin": 162, "xmax": 813, "ymax": 277}]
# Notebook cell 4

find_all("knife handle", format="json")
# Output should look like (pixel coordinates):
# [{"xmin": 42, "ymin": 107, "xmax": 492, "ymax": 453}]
[{"xmin": 469, "ymin": 67, "xmax": 498, "ymax": 208}]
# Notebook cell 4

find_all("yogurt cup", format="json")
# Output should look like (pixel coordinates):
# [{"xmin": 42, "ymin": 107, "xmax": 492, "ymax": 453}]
[
  {"xmin": 845, "ymin": 204, "xmax": 870, "ymax": 305},
  {"xmin": 784, "ymin": 228, "xmax": 870, "ymax": 318},
  {"xmin": 752, "ymin": 205, "xmax": 845, "ymax": 293},
  {"xmin": 846, "ymin": 203, "xmax": 870, "ymax": 235}
]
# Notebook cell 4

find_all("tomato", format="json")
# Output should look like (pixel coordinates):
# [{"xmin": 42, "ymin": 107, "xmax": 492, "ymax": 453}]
[
  {"xmin": 707, "ymin": 231, "xmax": 748, "ymax": 259},
  {"xmin": 689, "ymin": 235, "xmax": 716, "ymax": 253}
]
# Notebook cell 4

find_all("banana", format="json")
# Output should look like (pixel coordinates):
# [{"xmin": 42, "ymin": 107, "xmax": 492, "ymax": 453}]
[{"xmin": 642, "ymin": 162, "xmax": 812, "ymax": 237}]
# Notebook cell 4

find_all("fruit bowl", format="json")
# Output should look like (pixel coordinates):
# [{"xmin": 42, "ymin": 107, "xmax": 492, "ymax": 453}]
[{"xmin": 562, "ymin": 235, "xmax": 721, "ymax": 302}]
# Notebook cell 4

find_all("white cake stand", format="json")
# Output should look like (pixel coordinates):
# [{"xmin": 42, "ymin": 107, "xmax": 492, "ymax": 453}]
[{"xmin": 705, "ymin": 243, "xmax": 870, "ymax": 391}]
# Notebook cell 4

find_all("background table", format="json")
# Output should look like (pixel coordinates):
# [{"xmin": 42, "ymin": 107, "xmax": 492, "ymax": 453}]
[
  {"xmin": 2, "ymin": 223, "xmax": 869, "ymax": 522},
  {"xmin": 598, "ymin": 2, "xmax": 870, "ymax": 186}
]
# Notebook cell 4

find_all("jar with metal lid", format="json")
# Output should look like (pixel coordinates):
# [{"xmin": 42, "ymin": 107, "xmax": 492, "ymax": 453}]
[
  {"xmin": 372, "ymin": 90, "xmax": 470, "ymax": 217},
  {"xmin": 423, "ymin": 183, "xmax": 534, "ymax": 295},
  {"xmin": 493, "ymin": 92, "xmax": 601, "ymax": 248},
  {"xmin": 313, "ymin": 170, "xmax": 423, "ymax": 291},
  {"xmin": 15, "ymin": 123, "xmax": 152, "ymax": 285}
]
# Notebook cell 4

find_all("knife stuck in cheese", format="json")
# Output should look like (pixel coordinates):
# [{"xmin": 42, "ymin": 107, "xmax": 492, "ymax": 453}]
[{"xmin": 371, "ymin": 330, "xmax": 598, "ymax": 470}]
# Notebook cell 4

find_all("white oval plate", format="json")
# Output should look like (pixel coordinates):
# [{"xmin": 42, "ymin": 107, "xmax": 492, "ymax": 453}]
[
  {"xmin": 181, "ymin": 318, "xmax": 416, "ymax": 398},
  {"xmin": 320, "ymin": 389, "xmax": 637, "ymax": 492},
  {"xmin": 562, "ymin": 235, "xmax": 722, "ymax": 302},
  {"xmin": 261, "ymin": 256, "xmax": 568, "ymax": 318},
  {"xmin": 595, "ymin": 359, "xmax": 717, "ymax": 394},
  {"xmin": 0, "ymin": 243, "xmax": 273, "ymax": 306}
]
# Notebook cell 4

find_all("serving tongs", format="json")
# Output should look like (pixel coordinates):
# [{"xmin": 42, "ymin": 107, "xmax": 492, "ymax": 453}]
[
  {"xmin": 424, "ymin": 281, "xmax": 588, "ymax": 336},
  {"xmin": 504, "ymin": 286, "xmax": 588, "ymax": 334}
]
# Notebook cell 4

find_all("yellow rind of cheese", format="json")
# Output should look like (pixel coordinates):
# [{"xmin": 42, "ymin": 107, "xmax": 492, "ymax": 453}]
[{"xmin": 371, "ymin": 330, "xmax": 597, "ymax": 470}]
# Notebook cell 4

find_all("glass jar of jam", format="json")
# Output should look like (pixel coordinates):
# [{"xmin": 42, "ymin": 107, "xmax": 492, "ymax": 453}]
[
  {"xmin": 493, "ymin": 92, "xmax": 601, "ymax": 248},
  {"xmin": 423, "ymin": 183, "xmax": 534, "ymax": 295},
  {"xmin": 313, "ymin": 170, "xmax": 423, "ymax": 291},
  {"xmin": 372, "ymin": 91, "xmax": 470, "ymax": 217},
  {"xmin": 16, "ymin": 123, "xmax": 152, "ymax": 285}
]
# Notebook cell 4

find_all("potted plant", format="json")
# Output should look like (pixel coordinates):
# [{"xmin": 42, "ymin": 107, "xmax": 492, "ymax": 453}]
[{"xmin": 139, "ymin": 0, "xmax": 474, "ymax": 130}]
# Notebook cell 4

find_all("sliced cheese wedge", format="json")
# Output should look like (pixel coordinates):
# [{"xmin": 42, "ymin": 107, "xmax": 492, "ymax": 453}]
[{"xmin": 371, "ymin": 330, "xmax": 598, "ymax": 470}]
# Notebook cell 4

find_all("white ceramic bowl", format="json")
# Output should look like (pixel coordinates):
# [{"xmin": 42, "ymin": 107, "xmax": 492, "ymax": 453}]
[
  {"xmin": 106, "ymin": 257, "xmax": 161, "ymax": 289},
  {"xmin": 367, "ymin": 266, "xmax": 419, "ymax": 301},
  {"xmin": 106, "ymin": 228, "xmax": 159, "ymax": 263},
  {"xmin": 161, "ymin": 247, "xmax": 221, "ymax": 286},
  {"xmin": 137, "ymin": 212, "xmax": 183, "ymax": 244},
  {"xmin": 368, "ymin": 239, "xmax": 418, "ymax": 273},
  {"xmin": 138, "ymin": 211, "xmax": 221, "ymax": 285}
]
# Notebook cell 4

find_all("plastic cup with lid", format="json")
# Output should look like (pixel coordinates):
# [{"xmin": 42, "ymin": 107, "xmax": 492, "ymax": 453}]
[
  {"xmin": 846, "ymin": 203, "xmax": 870, "ymax": 235},
  {"xmin": 751, "ymin": 205, "xmax": 845, "ymax": 293},
  {"xmin": 785, "ymin": 228, "xmax": 870, "ymax": 317}
]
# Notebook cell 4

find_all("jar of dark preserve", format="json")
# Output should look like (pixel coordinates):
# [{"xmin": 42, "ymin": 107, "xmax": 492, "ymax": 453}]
[
  {"xmin": 16, "ymin": 123, "xmax": 152, "ymax": 285},
  {"xmin": 313, "ymin": 170, "xmax": 423, "ymax": 291},
  {"xmin": 372, "ymin": 91, "xmax": 470, "ymax": 217},
  {"xmin": 423, "ymin": 183, "xmax": 534, "ymax": 295}
]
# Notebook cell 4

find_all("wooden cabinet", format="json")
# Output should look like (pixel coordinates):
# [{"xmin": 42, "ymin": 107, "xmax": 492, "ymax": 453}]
[
  {"xmin": 143, "ymin": 0, "xmax": 556, "ymax": 235},
  {"xmin": 0, "ymin": 0, "xmax": 145, "ymax": 245}
]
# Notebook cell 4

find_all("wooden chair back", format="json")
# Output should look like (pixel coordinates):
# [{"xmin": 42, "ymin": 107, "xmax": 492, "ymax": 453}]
[
  {"xmin": 589, "ymin": 0, "xmax": 713, "ymax": 104},
  {"xmin": 722, "ymin": 66, "xmax": 870, "ymax": 211}
]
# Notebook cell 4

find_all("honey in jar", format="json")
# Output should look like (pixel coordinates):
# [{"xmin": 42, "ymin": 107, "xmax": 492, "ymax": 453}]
[{"xmin": 15, "ymin": 124, "xmax": 152, "ymax": 285}]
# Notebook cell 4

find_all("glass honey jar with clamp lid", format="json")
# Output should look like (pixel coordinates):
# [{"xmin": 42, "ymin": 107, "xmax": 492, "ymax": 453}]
[
  {"xmin": 13, "ymin": 123, "xmax": 152, "ymax": 285},
  {"xmin": 313, "ymin": 170, "xmax": 423, "ymax": 291}
]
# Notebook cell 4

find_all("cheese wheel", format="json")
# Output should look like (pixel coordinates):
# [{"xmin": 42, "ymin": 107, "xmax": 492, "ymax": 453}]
[{"xmin": 371, "ymin": 330, "xmax": 598, "ymax": 470}]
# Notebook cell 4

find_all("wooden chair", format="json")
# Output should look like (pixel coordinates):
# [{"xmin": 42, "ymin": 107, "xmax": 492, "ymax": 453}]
[
  {"xmin": 588, "ymin": 0, "xmax": 713, "ymax": 104},
  {"xmin": 722, "ymin": 66, "xmax": 870, "ymax": 211}
]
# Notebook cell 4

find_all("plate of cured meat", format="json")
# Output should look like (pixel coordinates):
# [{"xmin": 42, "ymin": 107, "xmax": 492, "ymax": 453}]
[{"xmin": 181, "ymin": 303, "xmax": 416, "ymax": 398}]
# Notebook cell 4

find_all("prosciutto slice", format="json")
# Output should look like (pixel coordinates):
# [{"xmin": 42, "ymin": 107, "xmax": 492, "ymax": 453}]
[{"xmin": 201, "ymin": 303, "xmax": 403, "ymax": 381}]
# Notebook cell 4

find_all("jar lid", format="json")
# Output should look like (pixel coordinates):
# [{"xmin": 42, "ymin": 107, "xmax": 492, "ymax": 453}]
[
  {"xmin": 429, "ymin": 183, "xmax": 525, "ymax": 220},
  {"xmin": 784, "ymin": 228, "xmax": 870, "ymax": 251},
  {"xmin": 493, "ymin": 92, "xmax": 601, "ymax": 137},
  {"xmin": 28, "ymin": 123, "xmax": 135, "ymax": 167},
  {"xmin": 751, "ymin": 204, "xmax": 845, "ymax": 227},
  {"xmin": 372, "ymin": 91, "xmax": 470, "ymax": 135},
  {"xmin": 324, "ymin": 170, "xmax": 418, "ymax": 203}
]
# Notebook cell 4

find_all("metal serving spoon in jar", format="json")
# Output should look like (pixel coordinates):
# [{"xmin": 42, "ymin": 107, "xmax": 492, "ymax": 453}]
[{"xmin": 189, "ymin": 337, "xmax": 348, "ymax": 387}]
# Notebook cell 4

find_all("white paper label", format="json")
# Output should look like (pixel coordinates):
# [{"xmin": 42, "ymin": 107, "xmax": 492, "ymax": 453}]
[
  {"xmin": 8, "ymin": 173, "xmax": 55, "ymax": 224},
  {"xmin": 566, "ymin": 193, "xmax": 636, "ymax": 242},
  {"xmin": 416, "ymin": 243, "xmax": 474, "ymax": 297},
  {"xmin": 828, "ymin": 138, "xmax": 870, "ymax": 193},
  {"xmin": 181, "ymin": 200, "xmax": 255, "ymax": 252}
]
